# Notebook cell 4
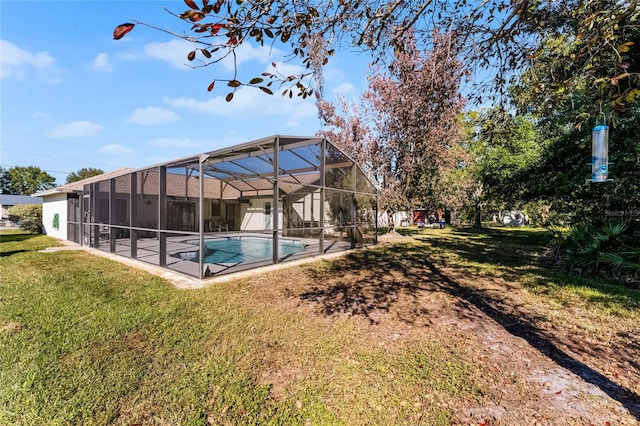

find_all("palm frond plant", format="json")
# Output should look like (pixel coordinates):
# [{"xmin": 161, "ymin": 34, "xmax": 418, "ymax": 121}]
[{"xmin": 548, "ymin": 218, "xmax": 639, "ymax": 285}]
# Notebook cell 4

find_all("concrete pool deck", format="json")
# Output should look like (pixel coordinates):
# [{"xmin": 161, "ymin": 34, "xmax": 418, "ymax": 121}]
[{"xmin": 40, "ymin": 236, "xmax": 366, "ymax": 289}]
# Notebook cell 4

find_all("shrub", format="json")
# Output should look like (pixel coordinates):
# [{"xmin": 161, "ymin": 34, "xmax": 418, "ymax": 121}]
[
  {"xmin": 549, "ymin": 218, "xmax": 640, "ymax": 286},
  {"xmin": 8, "ymin": 204, "xmax": 43, "ymax": 233}
]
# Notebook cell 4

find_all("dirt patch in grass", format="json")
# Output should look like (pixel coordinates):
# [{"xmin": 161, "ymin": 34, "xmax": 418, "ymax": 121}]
[
  {"xmin": 241, "ymin": 228, "xmax": 640, "ymax": 424},
  {"xmin": 0, "ymin": 322, "xmax": 23, "ymax": 334}
]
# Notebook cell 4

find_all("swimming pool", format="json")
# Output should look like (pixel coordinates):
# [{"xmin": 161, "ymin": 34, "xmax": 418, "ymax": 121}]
[{"xmin": 177, "ymin": 236, "xmax": 305, "ymax": 264}]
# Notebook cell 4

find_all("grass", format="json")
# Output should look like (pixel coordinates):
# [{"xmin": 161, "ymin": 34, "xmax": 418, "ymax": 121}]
[
  {"xmin": 0, "ymin": 230, "xmax": 62, "ymax": 256},
  {"xmin": 1, "ymin": 227, "xmax": 638, "ymax": 424},
  {"xmin": 407, "ymin": 225, "xmax": 640, "ymax": 314},
  {"xmin": 0, "ymin": 231, "xmax": 481, "ymax": 425}
]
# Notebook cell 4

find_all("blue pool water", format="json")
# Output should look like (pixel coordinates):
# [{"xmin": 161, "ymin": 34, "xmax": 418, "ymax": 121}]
[{"xmin": 179, "ymin": 236, "xmax": 304, "ymax": 264}]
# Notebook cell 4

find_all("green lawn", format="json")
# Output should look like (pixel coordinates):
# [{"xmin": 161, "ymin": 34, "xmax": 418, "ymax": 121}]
[
  {"xmin": 1, "ymin": 229, "xmax": 638, "ymax": 425},
  {"xmin": 0, "ymin": 232, "xmax": 481, "ymax": 425}
]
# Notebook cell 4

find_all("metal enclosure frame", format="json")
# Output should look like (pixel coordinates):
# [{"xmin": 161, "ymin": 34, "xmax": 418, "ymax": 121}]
[{"xmin": 72, "ymin": 135, "xmax": 378, "ymax": 279}]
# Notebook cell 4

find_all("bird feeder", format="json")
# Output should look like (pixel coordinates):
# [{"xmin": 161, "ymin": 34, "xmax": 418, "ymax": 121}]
[{"xmin": 590, "ymin": 112, "xmax": 611, "ymax": 182}]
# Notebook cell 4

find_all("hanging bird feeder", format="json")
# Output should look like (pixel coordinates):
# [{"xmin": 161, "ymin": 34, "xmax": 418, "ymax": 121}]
[{"xmin": 589, "ymin": 112, "xmax": 612, "ymax": 183}]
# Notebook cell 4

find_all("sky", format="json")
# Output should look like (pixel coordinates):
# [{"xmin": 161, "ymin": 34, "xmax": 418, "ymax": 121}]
[{"xmin": 1, "ymin": 0, "xmax": 374, "ymax": 185}]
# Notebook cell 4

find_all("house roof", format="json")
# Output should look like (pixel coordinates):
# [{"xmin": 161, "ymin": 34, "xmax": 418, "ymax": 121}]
[
  {"xmin": 33, "ymin": 168, "xmax": 134, "ymax": 197},
  {"xmin": 0, "ymin": 194, "xmax": 43, "ymax": 205}
]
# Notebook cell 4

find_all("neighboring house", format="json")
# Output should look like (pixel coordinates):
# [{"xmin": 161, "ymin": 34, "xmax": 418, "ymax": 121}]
[
  {"xmin": 0, "ymin": 194, "xmax": 43, "ymax": 227},
  {"xmin": 377, "ymin": 210, "xmax": 411, "ymax": 228}
]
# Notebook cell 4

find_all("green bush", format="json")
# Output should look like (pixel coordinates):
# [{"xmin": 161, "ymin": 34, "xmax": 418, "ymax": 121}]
[
  {"xmin": 549, "ymin": 218, "xmax": 640, "ymax": 285},
  {"xmin": 521, "ymin": 200, "xmax": 572, "ymax": 227},
  {"xmin": 7, "ymin": 204, "xmax": 43, "ymax": 234}
]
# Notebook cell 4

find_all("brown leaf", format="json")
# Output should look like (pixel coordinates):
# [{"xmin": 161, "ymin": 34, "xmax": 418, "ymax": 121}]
[
  {"xmin": 201, "ymin": 48, "xmax": 212, "ymax": 58},
  {"xmin": 184, "ymin": 0, "xmax": 199, "ymax": 9},
  {"xmin": 211, "ymin": 24, "xmax": 223, "ymax": 35},
  {"xmin": 189, "ymin": 12, "xmax": 206, "ymax": 22},
  {"xmin": 188, "ymin": 50, "xmax": 196, "ymax": 61},
  {"xmin": 225, "ymin": 92, "xmax": 234, "ymax": 102},
  {"xmin": 113, "ymin": 23, "xmax": 135, "ymax": 40},
  {"xmin": 259, "ymin": 86, "xmax": 273, "ymax": 95},
  {"xmin": 228, "ymin": 80, "xmax": 241, "ymax": 87},
  {"xmin": 249, "ymin": 77, "xmax": 264, "ymax": 84}
]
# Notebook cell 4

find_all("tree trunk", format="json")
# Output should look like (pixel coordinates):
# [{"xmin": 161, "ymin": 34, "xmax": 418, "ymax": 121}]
[
  {"xmin": 474, "ymin": 202, "xmax": 482, "ymax": 229},
  {"xmin": 387, "ymin": 211, "xmax": 396, "ymax": 234}
]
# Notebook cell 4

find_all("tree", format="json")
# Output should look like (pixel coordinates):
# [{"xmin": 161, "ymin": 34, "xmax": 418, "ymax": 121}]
[
  {"xmin": 367, "ymin": 30, "xmax": 467, "ymax": 211},
  {"xmin": 462, "ymin": 110, "xmax": 542, "ymax": 227},
  {"xmin": 113, "ymin": 0, "xmax": 639, "ymax": 108},
  {"xmin": 0, "ymin": 166, "xmax": 56, "ymax": 195},
  {"xmin": 65, "ymin": 168, "xmax": 104, "ymax": 184},
  {"xmin": 319, "ymin": 30, "xmax": 467, "ymax": 222},
  {"xmin": 0, "ymin": 167, "xmax": 8, "ymax": 193},
  {"xmin": 510, "ymin": 32, "xmax": 640, "ymax": 224},
  {"xmin": 8, "ymin": 204, "xmax": 43, "ymax": 233}
]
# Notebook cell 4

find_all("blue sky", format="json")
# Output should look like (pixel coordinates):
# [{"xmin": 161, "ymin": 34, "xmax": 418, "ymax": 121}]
[{"xmin": 1, "ymin": 1, "xmax": 373, "ymax": 185}]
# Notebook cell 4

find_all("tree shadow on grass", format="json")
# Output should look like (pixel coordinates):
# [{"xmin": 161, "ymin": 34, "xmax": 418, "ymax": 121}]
[
  {"xmin": 0, "ymin": 232, "xmax": 39, "ymax": 243},
  {"xmin": 300, "ymin": 241, "xmax": 640, "ymax": 419},
  {"xmin": 0, "ymin": 233, "xmax": 42, "ymax": 256},
  {"xmin": 0, "ymin": 250, "xmax": 28, "ymax": 257},
  {"xmin": 420, "ymin": 228, "xmax": 640, "ymax": 311}
]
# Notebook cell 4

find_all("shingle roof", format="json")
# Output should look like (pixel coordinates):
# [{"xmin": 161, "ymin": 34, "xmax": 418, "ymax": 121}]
[
  {"xmin": 58, "ymin": 168, "xmax": 136, "ymax": 191},
  {"xmin": 33, "ymin": 168, "xmax": 134, "ymax": 197},
  {"xmin": 0, "ymin": 194, "xmax": 42, "ymax": 205}
]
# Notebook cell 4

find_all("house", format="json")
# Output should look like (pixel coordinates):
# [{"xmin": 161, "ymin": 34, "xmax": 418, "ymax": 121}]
[
  {"xmin": 0, "ymin": 194, "xmax": 43, "ymax": 228},
  {"xmin": 34, "ymin": 135, "xmax": 378, "ymax": 279},
  {"xmin": 33, "ymin": 168, "xmax": 134, "ymax": 240}
]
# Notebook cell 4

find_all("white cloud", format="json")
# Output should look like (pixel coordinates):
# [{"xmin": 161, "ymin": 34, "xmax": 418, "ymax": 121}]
[
  {"xmin": 219, "ymin": 43, "xmax": 280, "ymax": 71},
  {"xmin": 48, "ymin": 121, "xmax": 103, "ymax": 138},
  {"xmin": 161, "ymin": 61, "xmax": 316, "ymax": 122},
  {"xmin": 165, "ymin": 85, "xmax": 317, "ymax": 123},
  {"xmin": 163, "ymin": 96, "xmax": 217, "ymax": 114},
  {"xmin": 332, "ymin": 82, "xmax": 356, "ymax": 96},
  {"xmin": 143, "ymin": 39, "xmax": 281, "ymax": 71},
  {"xmin": 128, "ymin": 106, "xmax": 180, "ymax": 125},
  {"xmin": 32, "ymin": 112, "xmax": 50, "ymax": 119},
  {"xmin": 99, "ymin": 144, "xmax": 135, "ymax": 155},
  {"xmin": 144, "ymin": 39, "xmax": 194, "ymax": 69},
  {"xmin": 267, "ymin": 61, "xmax": 305, "ymax": 78},
  {"xmin": 1, "ymin": 39, "xmax": 58, "ymax": 81},
  {"xmin": 148, "ymin": 138, "xmax": 204, "ymax": 148},
  {"xmin": 92, "ymin": 53, "xmax": 112, "ymax": 72},
  {"xmin": 115, "ymin": 52, "xmax": 137, "ymax": 61}
]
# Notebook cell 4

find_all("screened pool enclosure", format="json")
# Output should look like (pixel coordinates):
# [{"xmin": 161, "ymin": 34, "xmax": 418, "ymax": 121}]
[{"xmin": 68, "ymin": 135, "xmax": 378, "ymax": 279}]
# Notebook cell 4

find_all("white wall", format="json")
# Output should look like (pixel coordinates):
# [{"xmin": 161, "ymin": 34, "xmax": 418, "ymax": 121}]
[
  {"xmin": 378, "ymin": 211, "xmax": 410, "ymax": 227},
  {"xmin": 289, "ymin": 191, "xmax": 322, "ymax": 224},
  {"xmin": 42, "ymin": 193, "xmax": 68, "ymax": 240},
  {"xmin": 240, "ymin": 199, "xmax": 283, "ymax": 231}
]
